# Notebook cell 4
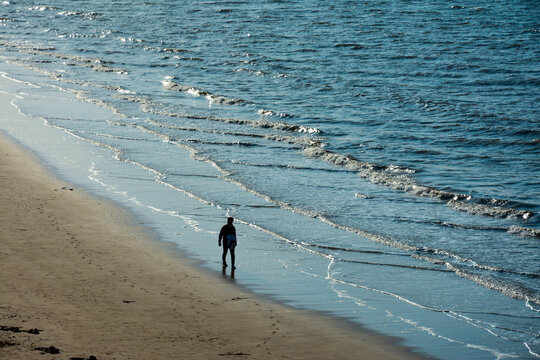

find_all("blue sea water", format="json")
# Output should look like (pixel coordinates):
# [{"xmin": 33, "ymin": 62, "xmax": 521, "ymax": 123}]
[{"xmin": 0, "ymin": 1, "xmax": 539, "ymax": 359}]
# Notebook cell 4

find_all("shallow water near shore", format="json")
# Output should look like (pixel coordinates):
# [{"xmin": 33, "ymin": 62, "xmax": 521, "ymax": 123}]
[{"xmin": 1, "ymin": 1, "xmax": 539, "ymax": 358}]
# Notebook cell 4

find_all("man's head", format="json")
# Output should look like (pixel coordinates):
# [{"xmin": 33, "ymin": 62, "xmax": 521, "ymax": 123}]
[{"xmin": 227, "ymin": 217, "xmax": 234, "ymax": 225}]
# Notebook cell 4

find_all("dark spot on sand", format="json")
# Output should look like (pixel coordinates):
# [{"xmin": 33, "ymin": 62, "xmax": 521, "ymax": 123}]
[
  {"xmin": 0, "ymin": 325, "xmax": 21, "ymax": 332},
  {"xmin": 123, "ymin": 300, "xmax": 136, "ymax": 303},
  {"xmin": 0, "ymin": 325, "xmax": 39, "ymax": 334},
  {"xmin": 35, "ymin": 345, "xmax": 61, "ymax": 354},
  {"xmin": 0, "ymin": 340, "xmax": 17, "ymax": 347},
  {"xmin": 218, "ymin": 352, "xmax": 250, "ymax": 356}
]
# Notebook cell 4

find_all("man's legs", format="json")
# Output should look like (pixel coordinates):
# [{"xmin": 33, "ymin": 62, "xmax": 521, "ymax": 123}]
[
  {"xmin": 230, "ymin": 247, "xmax": 235, "ymax": 269},
  {"xmin": 222, "ymin": 246, "xmax": 229, "ymax": 267}
]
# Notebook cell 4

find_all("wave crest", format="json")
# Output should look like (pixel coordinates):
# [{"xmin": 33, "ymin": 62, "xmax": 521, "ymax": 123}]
[{"xmin": 162, "ymin": 80, "xmax": 248, "ymax": 105}]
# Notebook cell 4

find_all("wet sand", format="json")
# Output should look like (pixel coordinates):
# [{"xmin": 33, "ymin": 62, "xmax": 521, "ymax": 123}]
[{"xmin": 0, "ymin": 93, "xmax": 430, "ymax": 359}]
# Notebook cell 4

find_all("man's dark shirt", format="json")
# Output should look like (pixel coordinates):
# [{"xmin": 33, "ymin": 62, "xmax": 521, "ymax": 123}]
[{"xmin": 219, "ymin": 224, "xmax": 236, "ymax": 246}]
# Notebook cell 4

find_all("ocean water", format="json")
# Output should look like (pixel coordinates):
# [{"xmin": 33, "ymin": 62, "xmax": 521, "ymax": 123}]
[{"xmin": 1, "ymin": 1, "xmax": 539, "ymax": 359}]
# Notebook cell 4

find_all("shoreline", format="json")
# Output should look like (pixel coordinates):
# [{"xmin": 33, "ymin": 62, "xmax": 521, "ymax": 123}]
[{"xmin": 0, "ymin": 94, "xmax": 431, "ymax": 359}]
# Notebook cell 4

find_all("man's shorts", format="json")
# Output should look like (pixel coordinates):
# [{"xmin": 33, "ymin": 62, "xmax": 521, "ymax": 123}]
[{"xmin": 225, "ymin": 235, "xmax": 237, "ymax": 249}]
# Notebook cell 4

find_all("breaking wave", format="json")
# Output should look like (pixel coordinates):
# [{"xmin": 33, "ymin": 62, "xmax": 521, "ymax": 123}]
[
  {"xmin": 508, "ymin": 226, "xmax": 540, "ymax": 239},
  {"xmin": 116, "ymin": 92, "xmax": 321, "ymax": 133},
  {"xmin": 144, "ymin": 119, "xmax": 322, "ymax": 147},
  {"xmin": 0, "ymin": 38, "xmax": 127, "ymax": 74},
  {"xmin": 303, "ymin": 147, "xmax": 535, "ymax": 220},
  {"xmin": 162, "ymin": 80, "xmax": 248, "ymax": 105}
]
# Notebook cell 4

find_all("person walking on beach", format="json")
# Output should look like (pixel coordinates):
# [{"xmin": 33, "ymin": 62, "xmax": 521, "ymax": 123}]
[{"xmin": 218, "ymin": 217, "xmax": 237, "ymax": 270}]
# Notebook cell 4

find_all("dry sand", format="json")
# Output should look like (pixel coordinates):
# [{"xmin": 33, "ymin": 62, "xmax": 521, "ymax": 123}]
[{"xmin": 0, "ymin": 96, "xmax": 430, "ymax": 359}]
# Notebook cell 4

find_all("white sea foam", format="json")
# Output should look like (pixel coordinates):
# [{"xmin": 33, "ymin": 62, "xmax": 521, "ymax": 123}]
[
  {"xmin": 354, "ymin": 192, "xmax": 373, "ymax": 199},
  {"xmin": 447, "ymin": 200, "xmax": 533, "ymax": 220},
  {"xmin": 0, "ymin": 70, "xmax": 40, "ymax": 88},
  {"xmin": 507, "ymin": 226, "xmax": 540, "ymax": 239},
  {"xmin": 257, "ymin": 108, "xmax": 293, "ymax": 118},
  {"xmin": 57, "ymin": 10, "xmax": 102, "ymax": 18},
  {"xmin": 162, "ymin": 48, "xmax": 189, "ymax": 53},
  {"xmin": 27, "ymin": 5, "xmax": 57, "ymax": 11},
  {"xmin": 162, "ymin": 80, "xmax": 248, "ymax": 105}
]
